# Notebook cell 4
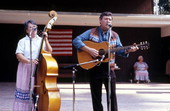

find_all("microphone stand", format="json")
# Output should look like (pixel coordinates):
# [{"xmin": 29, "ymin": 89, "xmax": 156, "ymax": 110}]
[
  {"xmin": 29, "ymin": 32, "xmax": 33, "ymax": 111},
  {"xmin": 29, "ymin": 28, "xmax": 37, "ymax": 111},
  {"xmin": 107, "ymin": 25, "xmax": 112, "ymax": 111},
  {"xmin": 64, "ymin": 59, "xmax": 99, "ymax": 111}
]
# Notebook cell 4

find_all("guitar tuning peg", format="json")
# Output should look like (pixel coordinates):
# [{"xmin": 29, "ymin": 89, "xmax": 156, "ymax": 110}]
[
  {"xmin": 140, "ymin": 42, "xmax": 142, "ymax": 45},
  {"xmin": 144, "ymin": 46, "xmax": 146, "ymax": 50},
  {"xmin": 138, "ymin": 41, "xmax": 150, "ymax": 50},
  {"xmin": 147, "ymin": 45, "xmax": 149, "ymax": 50}
]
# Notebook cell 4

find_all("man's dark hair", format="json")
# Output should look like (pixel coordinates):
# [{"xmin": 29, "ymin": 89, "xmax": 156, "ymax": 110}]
[
  {"xmin": 99, "ymin": 11, "xmax": 113, "ymax": 19},
  {"xmin": 24, "ymin": 20, "xmax": 37, "ymax": 30}
]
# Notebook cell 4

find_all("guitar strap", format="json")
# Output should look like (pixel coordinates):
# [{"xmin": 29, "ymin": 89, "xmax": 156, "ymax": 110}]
[{"xmin": 90, "ymin": 27, "xmax": 118, "ymax": 43}]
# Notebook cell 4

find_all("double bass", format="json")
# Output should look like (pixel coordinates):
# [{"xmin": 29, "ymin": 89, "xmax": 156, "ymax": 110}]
[{"xmin": 33, "ymin": 10, "xmax": 61, "ymax": 111}]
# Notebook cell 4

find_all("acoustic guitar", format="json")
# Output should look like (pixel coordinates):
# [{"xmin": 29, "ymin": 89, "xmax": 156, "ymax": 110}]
[{"xmin": 77, "ymin": 41, "xmax": 149, "ymax": 70}]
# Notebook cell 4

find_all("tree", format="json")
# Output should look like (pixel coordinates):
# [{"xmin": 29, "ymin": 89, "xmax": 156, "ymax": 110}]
[{"xmin": 158, "ymin": 0, "xmax": 170, "ymax": 14}]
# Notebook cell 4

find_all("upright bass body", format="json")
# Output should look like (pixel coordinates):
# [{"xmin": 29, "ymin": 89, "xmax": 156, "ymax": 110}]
[
  {"xmin": 34, "ymin": 10, "xmax": 61, "ymax": 111},
  {"xmin": 36, "ymin": 51, "xmax": 61, "ymax": 111}
]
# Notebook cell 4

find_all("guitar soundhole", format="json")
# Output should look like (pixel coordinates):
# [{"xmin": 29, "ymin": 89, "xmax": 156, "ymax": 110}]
[{"xmin": 99, "ymin": 49, "xmax": 105, "ymax": 56}]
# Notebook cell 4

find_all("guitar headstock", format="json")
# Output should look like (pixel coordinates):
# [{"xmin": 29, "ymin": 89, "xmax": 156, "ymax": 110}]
[{"xmin": 138, "ymin": 41, "xmax": 150, "ymax": 50}]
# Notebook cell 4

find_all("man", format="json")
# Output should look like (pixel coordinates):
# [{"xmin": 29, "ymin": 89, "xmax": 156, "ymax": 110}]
[{"xmin": 73, "ymin": 12, "xmax": 138, "ymax": 111}]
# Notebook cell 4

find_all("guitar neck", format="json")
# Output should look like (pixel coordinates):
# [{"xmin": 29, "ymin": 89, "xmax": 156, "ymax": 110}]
[
  {"xmin": 110, "ymin": 42, "xmax": 148, "ymax": 53},
  {"xmin": 110, "ymin": 44, "xmax": 136, "ymax": 53}
]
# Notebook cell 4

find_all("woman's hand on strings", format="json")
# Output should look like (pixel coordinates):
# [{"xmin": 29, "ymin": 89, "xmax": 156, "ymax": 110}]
[{"xmin": 32, "ymin": 59, "xmax": 39, "ymax": 64}]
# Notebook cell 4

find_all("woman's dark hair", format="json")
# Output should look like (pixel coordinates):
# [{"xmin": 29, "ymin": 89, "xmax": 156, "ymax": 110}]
[
  {"xmin": 99, "ymin": 11, "xmax": 113, "ymax": 19},
  {"xmin": 24, "ymin": 20, "xmax": 37, "ymax": 31}
]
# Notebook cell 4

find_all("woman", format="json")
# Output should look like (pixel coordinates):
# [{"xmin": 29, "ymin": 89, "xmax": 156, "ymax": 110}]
[
  {"xmin": 134, "ymin": 55, "xmax": 150, "ymax": 83},
  {"xmin": 13, "ymin": 20, "xmax": 52, "ymax": 111}
]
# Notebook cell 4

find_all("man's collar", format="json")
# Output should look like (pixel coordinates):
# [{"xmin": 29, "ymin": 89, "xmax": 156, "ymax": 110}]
[{"xmin": 99, "ymin": 26, "xmax": 109, "ymax": 34}]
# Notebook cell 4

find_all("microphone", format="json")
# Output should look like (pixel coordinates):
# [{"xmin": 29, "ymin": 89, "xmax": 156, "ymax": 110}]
[
  {"xmin": 108, "ymin": 24, "xmax": 112, "ymax": 27},
  {"xmin": 32, "ymin": 28, "xmax": 37, "ymax": 31},
  {"xmin": 29, "ymin": 28, "xmax": 37, "ymax": 38}
]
